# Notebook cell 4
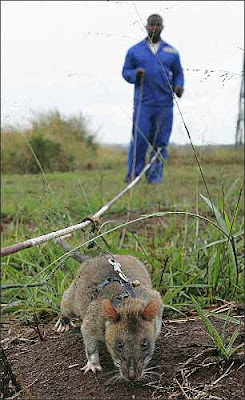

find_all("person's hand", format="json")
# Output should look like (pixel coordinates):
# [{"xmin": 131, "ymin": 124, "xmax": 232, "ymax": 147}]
[
  {"xmin": 136, "ymin": 67, "xmax": 145, "ymax": 78},
  {"xmin": 174, "ymin": 85, "xmax": 184, "ymax": 98}
]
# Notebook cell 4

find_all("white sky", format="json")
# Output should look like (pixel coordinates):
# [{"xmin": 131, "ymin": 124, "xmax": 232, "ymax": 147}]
[{"xmin": 1, "ymin": 1, "xmax": 244, "ymax": 145}]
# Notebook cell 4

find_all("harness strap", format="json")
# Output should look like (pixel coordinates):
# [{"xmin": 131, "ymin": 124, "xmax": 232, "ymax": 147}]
[
  {"xmin": 112, "ymin": 293, "xmax": 130, "ymax": 307},
  {"xmin": 121, "ymin": 281, "xmax": 137, "ymax": 299},
  {"xmin": 90, "ymin": 257, "xmax": 139, "ymax": 306},
  {"xmin": 90, "ymin": 276, "xmax": 120, "ymax": 301},
  {"xmin": 107, "ymin": 258, "xmax": 137, "ymax": 299},
  {"xmin": 80, "ymin": 216, "xmax": 99, "ymax": 232}
]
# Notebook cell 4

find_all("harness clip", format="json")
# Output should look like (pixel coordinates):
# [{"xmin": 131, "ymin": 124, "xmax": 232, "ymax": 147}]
[{"xmin": 108, "ymin": 258, "xmax": 130, "ymax": 283}]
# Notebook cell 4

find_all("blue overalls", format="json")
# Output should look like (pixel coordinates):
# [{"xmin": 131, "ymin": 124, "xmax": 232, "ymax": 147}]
[{"xmin": 122, "ymin": 39, "xmax": 184, "ymax": 183}]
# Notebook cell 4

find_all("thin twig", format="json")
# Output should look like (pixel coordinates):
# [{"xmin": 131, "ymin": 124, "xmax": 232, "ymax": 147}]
[
  {"xmin": 1, "ymin": 282, "xmax": 45, "ymax": 290},
  {"xmin": 211, "ymin": 361, "xmax": 235, "ymax": 385},
  {"xmin": 1, "ymin": 337, "xmax": 36, "ymax": 346},
  {"xmin": 32, "ymin": 314, "xmax": 44, "ymax": 341},
  {"xmin": 181, "ymin": 347, "xmax": 216, "ymax": 368},
  {"xmin": 237, "ymin": 362, "xmax": 244, "ymax": 370},
  {"xmin": 68, "ymin": 363, "xmax": 79, "ymax": 369},
  {"xmin": 174, "ymin": 378, "xmax": 190, "ymax": 399},
  {"xmin": 158, "ymin": 256, "xmax": 169, "ymax": 290},
  {"xmin": 6, "ymin": 374, "xmax": 41, "ymax": 400}
]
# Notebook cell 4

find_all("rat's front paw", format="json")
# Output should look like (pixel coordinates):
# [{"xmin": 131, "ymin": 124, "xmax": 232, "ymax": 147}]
[
  {"xmin": 81, "ymin": 361, "xmax": 102, "ymax": 374},
  {"xmin": 54, "ymin": 316, "xmax": 76, "ymax": 333}
]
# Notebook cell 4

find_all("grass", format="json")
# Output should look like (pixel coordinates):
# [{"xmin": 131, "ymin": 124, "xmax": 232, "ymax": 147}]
[
  {"xmin": 1, "ymin": 146, "xmax": 244, "ymax": 329},
  {"xmin": 192, "ymin": 296, "xmax": 243, "ymax": 360}
]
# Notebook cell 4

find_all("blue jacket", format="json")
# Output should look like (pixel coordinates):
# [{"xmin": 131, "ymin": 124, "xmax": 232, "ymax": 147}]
[{"xmin": 122, "ymin": 39, "xmax": 184, "ymax": 107}]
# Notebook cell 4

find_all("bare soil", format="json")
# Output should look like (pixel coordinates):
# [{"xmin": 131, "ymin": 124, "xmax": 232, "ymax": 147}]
[{"xmin": 1, "ymin": 311, "xmax": 244, "ymax": 400}]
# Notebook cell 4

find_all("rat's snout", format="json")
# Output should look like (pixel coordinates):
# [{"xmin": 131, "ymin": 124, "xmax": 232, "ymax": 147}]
[
  {"xmin": 127, "ymin": 357, "xmax": 138, "ymax": 381},
  {"xmin": 128, "ymin": 357, "xmax": 136, "ymax": 380}
]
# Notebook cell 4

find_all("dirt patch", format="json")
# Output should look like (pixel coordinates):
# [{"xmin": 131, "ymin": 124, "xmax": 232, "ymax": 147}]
[
  {"xmin": 0, "ymin": 215, "xmax": 36, "ymax": 234},
  {"xmin": 1, "ymin": 314, "xmax": 244, "ymax": 400}
]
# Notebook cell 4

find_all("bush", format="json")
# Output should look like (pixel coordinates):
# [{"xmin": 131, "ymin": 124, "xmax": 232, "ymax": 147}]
[
  {"xmin": 30, "ymin": 110, "xmax": 97, "ymax": 152},
  {"xmin": 1, "ymin": 110, "xmax": 98, "ymax": 174},
  {"xmin": 28, "ymin": 134, "xmax": 74, "ymax": 173}
]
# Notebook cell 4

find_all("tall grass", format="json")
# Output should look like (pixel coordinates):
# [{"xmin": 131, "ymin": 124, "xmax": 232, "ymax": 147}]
[
  {"xmin": 1, "ymin": 143, "xmax": 244, "ymax": 322},
  {"xmin": 1, "ymin": 109, "xmax": 244, "ymax": 323}
]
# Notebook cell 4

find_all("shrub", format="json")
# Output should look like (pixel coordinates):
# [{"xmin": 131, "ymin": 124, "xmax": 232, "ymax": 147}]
[
  {"xmin": 30, "ymin": 110, "xmax": 97, "ymax": 152},
  {"xmin": 1, "ymin": 110, "xmax": 98, "ymax": 174},
  {"xmin": 28, "ymin": 134, "xmax": 74, "ymax": 173}
]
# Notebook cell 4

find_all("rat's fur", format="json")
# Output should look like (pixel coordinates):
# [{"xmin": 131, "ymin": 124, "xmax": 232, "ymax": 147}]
[{"xmin": 55, "ymin": 254, "xmax": 163, "ymax": 381}]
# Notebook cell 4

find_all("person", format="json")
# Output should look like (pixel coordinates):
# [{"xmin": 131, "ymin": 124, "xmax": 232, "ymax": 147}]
[{"xmin": 122, "ymin": 14, "xmax": 184, "ymax": 184}]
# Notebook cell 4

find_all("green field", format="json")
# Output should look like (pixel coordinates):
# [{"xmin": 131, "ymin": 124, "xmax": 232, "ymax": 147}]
[{"xmin": 1, "ymin": 146, "xmax": 244, "ymax": 328}]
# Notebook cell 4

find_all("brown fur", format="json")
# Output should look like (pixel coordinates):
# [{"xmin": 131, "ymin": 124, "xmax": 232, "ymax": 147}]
[{"xmin": 57, "ymin": 254, "xmax": 163, "ymax": 381}]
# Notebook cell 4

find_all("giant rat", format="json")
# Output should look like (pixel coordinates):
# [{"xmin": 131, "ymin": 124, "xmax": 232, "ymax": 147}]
[{"xmin": 55, "ymin": 254, "xmax": 163, "ymax": 381}]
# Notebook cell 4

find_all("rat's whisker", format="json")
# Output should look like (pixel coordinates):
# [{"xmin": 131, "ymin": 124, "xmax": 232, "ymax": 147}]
[
  {"xmin": 139, "ymin": 371, "xmax": 160, "ymax": 383},
  {"xmin": 104, "ymin": 373, "xmax": 122, "ymax": 386},
  {"xmin": 114, "ymin": 361, "xmax": 121, "ymax": 368},
  {"xmin": 143, "ymin": 355, "xmax": 152, "ymax": 367},
  {"xmin": 144, "ymin": 365, "xmax": 160, "ymax": 371},
  {"xmin": 110, "ymin": 355, "xmax": 122, "ymax": 368},
  {"xmin": 143, "ymin": 370, "xmax": 159, "ymax": 375},
  {"xmin": 102, "ymin": 370, "xmax": 117, "ymax": 376}
]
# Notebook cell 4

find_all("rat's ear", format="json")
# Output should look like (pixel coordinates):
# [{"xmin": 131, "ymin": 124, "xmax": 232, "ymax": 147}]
[
  {"xmin": 142, "ymin": 299, "xmax": 159, "ymax": 320},
  {"xmin": 102, "ymin": 299, "xmax": 119, "ymax": 321}
]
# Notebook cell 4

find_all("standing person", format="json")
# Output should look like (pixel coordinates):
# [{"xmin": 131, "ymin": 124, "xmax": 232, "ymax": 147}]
[{"xmin": 122, "ymin": 14, "xmax": 184, "ymax": 184}]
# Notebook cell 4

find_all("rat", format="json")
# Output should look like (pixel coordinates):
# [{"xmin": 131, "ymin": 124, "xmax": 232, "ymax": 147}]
[{"xmin": 55, "ymin": 254, "xmax": 163, "ymax": 381}]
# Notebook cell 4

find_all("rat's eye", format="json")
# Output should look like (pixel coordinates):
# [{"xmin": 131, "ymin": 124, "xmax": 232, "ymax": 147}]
[
  {"xmin": 141, "ymin": 338, "xmax": 150, "ymax": 351},
  {"xmin": 116, "ymin": 340, "xmax": 124, "ymax": 352}
]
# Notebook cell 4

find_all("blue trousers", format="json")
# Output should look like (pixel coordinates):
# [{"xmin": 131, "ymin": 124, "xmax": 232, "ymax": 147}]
[{"xmin": 125, "ymin": 105, "xmax": 173, "ymax": 183}]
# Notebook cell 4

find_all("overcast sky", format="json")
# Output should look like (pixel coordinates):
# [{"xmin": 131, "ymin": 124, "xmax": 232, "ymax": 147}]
[{"xmin": 1, "ymin": 1, "xmax": 244, "ymax": 145}]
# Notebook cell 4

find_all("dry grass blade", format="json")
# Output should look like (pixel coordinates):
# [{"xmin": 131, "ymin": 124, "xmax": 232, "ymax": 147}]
[{"xmin": 211, "ymin": 361, "xmax": 235, "ymax": 385}]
